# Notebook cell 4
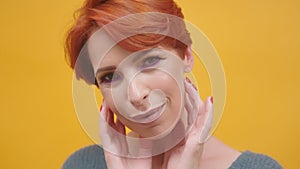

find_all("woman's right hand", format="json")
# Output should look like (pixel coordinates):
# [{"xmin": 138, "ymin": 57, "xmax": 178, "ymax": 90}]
[{"xmin": 99, "ymin": 102, "xmax": 152, "ymax": 169}]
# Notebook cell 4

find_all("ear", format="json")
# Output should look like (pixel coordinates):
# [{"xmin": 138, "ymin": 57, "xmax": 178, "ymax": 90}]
[{"xmin": 183, "ymin": 47, "xmax": 194, "ymax": 73}]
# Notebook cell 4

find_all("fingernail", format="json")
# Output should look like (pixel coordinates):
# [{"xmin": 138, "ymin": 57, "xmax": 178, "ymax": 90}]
[
  {"xmin": 185, "ymin": 77, "xmax": 191, "ymax": 83},
  {"xmin": 210, "ymin": 96, "xmax": 214, "ymax": 104}
]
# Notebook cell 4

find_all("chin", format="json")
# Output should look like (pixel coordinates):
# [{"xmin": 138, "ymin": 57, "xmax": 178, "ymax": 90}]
[{"xmin": 136, "ymin": 115, "xmax": 181, "ymax": 138}]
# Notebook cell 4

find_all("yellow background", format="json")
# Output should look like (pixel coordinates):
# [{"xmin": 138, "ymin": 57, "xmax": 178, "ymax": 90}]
[{"xmin": 0, "ymin": 0, "xmax": 299, "ymax": 168}]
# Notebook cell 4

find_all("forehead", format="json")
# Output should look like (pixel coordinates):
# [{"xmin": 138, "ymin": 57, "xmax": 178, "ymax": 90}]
[
  {"xmin": 88, "ymin": 40, "xmax": 148, "ymax": 76},
  {"xmin": 98, "ymin": 45, "xmax": 132, "ymax": 70},
  {"xmin": 87, "ymin": 31, "xmax": 160, "ymax": 74},
  {"xmin": 87, "ymin": 31, "xmax": 182, "ymax": 75},
  {"xmin": 87, "ymin": 31, "xmax": 130, "ymax": 73}
]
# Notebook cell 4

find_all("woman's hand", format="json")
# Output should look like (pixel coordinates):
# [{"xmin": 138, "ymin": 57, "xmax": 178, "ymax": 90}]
[
  {"xmin": 99, "ymin": 78, "xmax": 213, "ymax": 169},
  {"xmin": 161, "ymin": 78, "xmax": 214, "ymax": 169},
  {"xmin": 99, "ymin": 102, "xmax": 152, "ymax": 169}
]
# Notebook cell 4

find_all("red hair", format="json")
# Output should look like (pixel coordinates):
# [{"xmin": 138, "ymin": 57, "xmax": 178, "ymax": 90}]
[{"xmin": 65, "ymin": 0, "xmax": 192, "ymax": 85}]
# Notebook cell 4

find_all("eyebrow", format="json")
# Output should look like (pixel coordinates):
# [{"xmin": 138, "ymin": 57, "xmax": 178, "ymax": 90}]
[
  {"xmin": 96, "ymin": 65, "xmax": 116, "ymax": 76},
  {"xmin": 95, "ymin": 48, "xmax": 159, "ymax": 75}
]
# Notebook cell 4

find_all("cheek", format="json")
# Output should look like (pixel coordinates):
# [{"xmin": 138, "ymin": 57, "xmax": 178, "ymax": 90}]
[
  {"xmin": 101, "ymin": 90, "xmax": 118, "ymax": 113},
  {"xmin": 149, "ymin": 71, "xmax": 182, "ymax": 99},
  {"xmin": 156, "ymin": 72, "xmax": 184, "ymax": 112},
  {"xmin": 99, "ymin": 71, "xmax": 183, "ymax": 126},
  {"xmin": 147, "ymin": 72, "xmax": 183, "ymax": 120},
  {"xmin": 101, "ymin": 90, "xmax": 133, "ymax": 124}
]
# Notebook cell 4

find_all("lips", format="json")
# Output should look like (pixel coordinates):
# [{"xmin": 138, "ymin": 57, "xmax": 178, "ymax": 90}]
[{"xmin": 130, "ymin": 103, "xmax": 166, "ymax": 123}]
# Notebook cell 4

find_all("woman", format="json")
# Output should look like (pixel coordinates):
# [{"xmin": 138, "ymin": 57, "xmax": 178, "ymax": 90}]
[{"xmin": 63, "ymin": 0, "xmax": 283, "ymax": 168}]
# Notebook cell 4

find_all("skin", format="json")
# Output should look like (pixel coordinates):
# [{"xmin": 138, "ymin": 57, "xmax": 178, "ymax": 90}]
[
  {"xmin": 99, "ymin": 80, "xmax": 213, "ymax": 169},
  {"xmin": 88, "ymin": 41, "xmax": 241, "ymax": 168},
  {"xmin": 94, "ymin": 45, "xmax": 188, "ymax": 138}
]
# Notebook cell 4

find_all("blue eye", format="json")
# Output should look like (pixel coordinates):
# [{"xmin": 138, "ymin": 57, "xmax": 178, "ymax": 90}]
[
  {"xmin": 142, "ymin": 56, "xmax": 162, "ymax": 68},
  {"xmin": 99, "ymin": 72, "xmax": 121, "ymax": 84}
]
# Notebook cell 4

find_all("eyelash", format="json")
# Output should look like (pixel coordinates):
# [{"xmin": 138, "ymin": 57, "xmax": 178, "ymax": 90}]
[
  {"xmin": 141, "ymin": 56, "xmax": 164, "ymax": 69},
  {"xmin": 99, "ymin": 72, "xmax": 121, "ymax": 84},
  {"xmin": 98, "ymin": 56, "xmax": 165, "ymax": 85}
]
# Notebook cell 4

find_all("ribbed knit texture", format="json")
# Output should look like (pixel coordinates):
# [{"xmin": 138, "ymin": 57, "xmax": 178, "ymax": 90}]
[
  {"xmin": 62, "ymin": 145, "xmax": 107, "ymax": 169},
  {"xmin": 228, "ymin": 151, "xmax": 283, "ymax": 169},
  {"xmin": 62, "ymin": 145, "xmax": 283, "ymax": 169}
]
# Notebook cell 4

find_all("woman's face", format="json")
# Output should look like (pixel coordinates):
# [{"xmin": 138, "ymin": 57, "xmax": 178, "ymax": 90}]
[{"xmin": 89, "ymin": 41, "xmax": 193, "ymax": 137}]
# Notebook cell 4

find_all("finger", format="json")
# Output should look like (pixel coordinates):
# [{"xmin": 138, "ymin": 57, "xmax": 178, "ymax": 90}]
[
  {"xmin": 100, "ymin": 104, "xmax": 129, "ymax": 156},
  {"xmin": 184, "ymin": 78, "xmax": 203, "ymax": 102},
  {"xmin": 99, "ymin": 101, "xmax": 107, "ymax": 120},
  {"xmin": 99, "ymin": 102, "xmax": 114, "ymax": 138},
  {"xmin": 115, "ymin": 118, "xmax": 130, "ymax": 156},
  {"xmin": 199, "ymin": 96, "xmax": 214, "ymax": 143},
  {"xmin": 116, "ymin": 118, "xmax": 126, "ymax": 135},
  {"xmin": 184, "ymin": 80, "xmax": 205, "ymax": 128},
  {"xmin": 107, "ymin": 108, "xmax": 115, "ymax": 128},
  {"xmin": 99, "ymin": 102, "xmax": 108, "ymax": 133},
  {"xmin": 99, "ymin": 103, "xmax": 113, "ymax": 145},
  {"xmin": 195, "ymin": 97, "xmax": 211, "ymax": 128},
  {"xmin": 186, "ymin": 77, "xmax": 198, "ymax": 90},
  {"xmin": 184, "ymin": 79, "xmax": 203, "ymax": 110},
  {"xmin": 184, "ymin": 91, "xmax": 194, "ymax": 127}
]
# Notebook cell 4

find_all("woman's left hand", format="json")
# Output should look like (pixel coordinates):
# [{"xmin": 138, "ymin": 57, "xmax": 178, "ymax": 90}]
[{"xmin": 159, "ymin": 78, "xmax": 214, "ymax": 169}]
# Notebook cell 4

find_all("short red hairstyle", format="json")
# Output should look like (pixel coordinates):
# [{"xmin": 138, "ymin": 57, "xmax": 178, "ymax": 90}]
[{"xmin": 65, "ymin": 0, "xmax": 192, "ymax": 85}]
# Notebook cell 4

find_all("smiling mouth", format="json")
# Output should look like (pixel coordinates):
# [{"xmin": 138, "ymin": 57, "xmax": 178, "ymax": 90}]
[{"xmin": 130, "ymin": 103, "xmax": 166, "ymax": 123}]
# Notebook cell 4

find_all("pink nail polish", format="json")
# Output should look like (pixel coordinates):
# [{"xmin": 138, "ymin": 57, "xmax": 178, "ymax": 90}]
[
  {"xmin": 210, "ymin": 96, "xmax": 214, "ymax": 103},
  {"xmin": 192, "ymin": 84, "xmax": 197, "ymax": 90},
  {"xmin": 185, "ymin": 77, "xmax": 191, "ymax": 83}
]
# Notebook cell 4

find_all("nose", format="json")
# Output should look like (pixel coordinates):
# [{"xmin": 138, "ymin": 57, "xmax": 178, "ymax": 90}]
[{"xmin": 128, "ymin": 77, "xmax": 149, "ymax": 111}]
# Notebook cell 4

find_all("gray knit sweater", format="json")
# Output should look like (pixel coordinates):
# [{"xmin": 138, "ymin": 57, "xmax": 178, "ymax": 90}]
[{"xmin": 62, "ymin": 145, "xmax": 283, "ymax": 169}]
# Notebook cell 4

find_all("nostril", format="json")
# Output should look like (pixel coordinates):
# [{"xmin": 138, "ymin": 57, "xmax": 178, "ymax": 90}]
[
  {"xmin": 127, "ymin": 78, "xmax": 150, "ymax": 110},
  {"xmin": 129, "ymin": 94, "xmax": 150, "ymax": 111}
]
